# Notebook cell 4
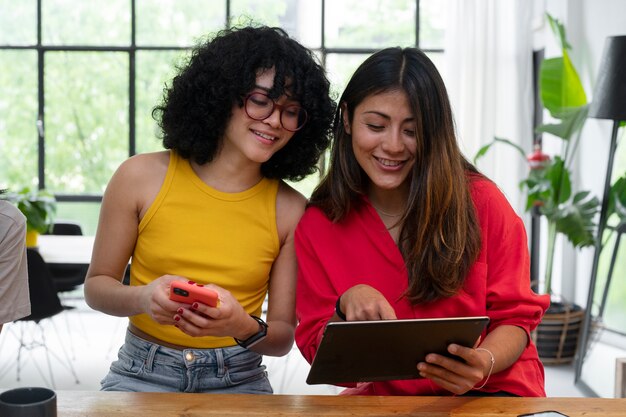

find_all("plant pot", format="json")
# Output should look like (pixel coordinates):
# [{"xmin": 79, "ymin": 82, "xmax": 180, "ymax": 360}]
[
  {"xmin": 26, "ymin": 230, "xmax": 39, "ymax": 247},
  {"xmin": 532, "ymin": 301, "xmax": 584, "ymax": 365}
]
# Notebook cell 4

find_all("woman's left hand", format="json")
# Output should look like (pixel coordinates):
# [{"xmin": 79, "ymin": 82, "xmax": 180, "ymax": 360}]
[
  {"xmin": 170, "ymin": 283, "xmax": 256, "ymax": 339},
  {"xmin": 416, "ymin": 343, "xmax": 493, "ymax": 395}
]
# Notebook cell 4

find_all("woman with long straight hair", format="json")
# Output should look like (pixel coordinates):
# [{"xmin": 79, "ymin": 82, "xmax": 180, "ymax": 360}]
[{"xmin": 295, "ymin": 47, "xmax": 549, "ymax": 397}]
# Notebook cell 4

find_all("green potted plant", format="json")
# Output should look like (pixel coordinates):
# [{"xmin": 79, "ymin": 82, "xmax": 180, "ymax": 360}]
[
  {"xmin": 0, "ymin": 186, "xmax": 57, "ymax": 247},
  {"xmin": 474, "ymin": 14, "xmax": 600, "ymax": 363}
]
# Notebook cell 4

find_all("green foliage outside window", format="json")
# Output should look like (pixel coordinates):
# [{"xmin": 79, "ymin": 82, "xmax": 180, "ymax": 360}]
[{"xmin": 1, "ymin": 0, "xmax": 445, "ymax": 233}]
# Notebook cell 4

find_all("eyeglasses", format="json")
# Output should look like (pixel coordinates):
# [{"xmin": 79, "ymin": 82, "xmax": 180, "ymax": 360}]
[{"xmin": 244, "ymin": 92, "xmax": 308, "ymax": 132}]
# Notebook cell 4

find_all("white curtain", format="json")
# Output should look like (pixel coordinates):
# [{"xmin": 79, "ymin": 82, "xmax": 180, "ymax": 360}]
[{"xmin": 443, "ymin": 0, "xmax": 535, "ymax": 215}]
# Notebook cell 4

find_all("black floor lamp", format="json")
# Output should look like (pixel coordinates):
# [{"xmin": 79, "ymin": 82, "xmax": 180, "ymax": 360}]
[{"xmin": 575, "ymin": 35, "xmax": 626, "ymax": 383}]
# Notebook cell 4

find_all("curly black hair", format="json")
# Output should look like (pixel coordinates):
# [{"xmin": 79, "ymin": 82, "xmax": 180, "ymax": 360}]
[{"xmin": 152, "ymin": 25, "xmax": 336, "ymax": 181}]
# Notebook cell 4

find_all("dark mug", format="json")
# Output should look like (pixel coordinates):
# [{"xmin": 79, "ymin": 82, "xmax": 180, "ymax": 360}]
[{"xmin": 0, "ymin": 387, "xmax": 57, "ymax": 417}]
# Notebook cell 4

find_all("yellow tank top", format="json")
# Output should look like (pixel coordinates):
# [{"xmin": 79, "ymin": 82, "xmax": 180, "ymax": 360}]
[{"xmin": 129, "ymin": 151, "xmax": 280, "ymax": 348}]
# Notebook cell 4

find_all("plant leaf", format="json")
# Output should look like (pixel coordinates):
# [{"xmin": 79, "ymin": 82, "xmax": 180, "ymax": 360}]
[
  {"xmin": 521, "ymin": 157, "xmax": 574, "ymax": 212},
  {"xmin": 535, "ymin": 105, "xmax": 589, "ymax": 140},
  {"xmin": 522, "ymin": 173, "xmax": 553, "ymax": 211},
  {"xmin": 614, "ymin": 198, "xmax": 626, "ymax": 233},
  {"xmin": 540, "ymin": 54, "xmax": 587, "ymax": 115},
  {"xmin": 607, "ymin": 174, "xmax": 626, "ymax": 224},
  {"xmin": 546, "ymin": 13, "xmax": 572, "ymax": 51},
  {"xmin": 8, "ymin": 187, "xmax": 57, "ymax": 234},
  {"xmin": 546, "ymin": 157, "xmax": 571, "ymax": 205},
  {"xmin": 554, "ymin": 191, "xmax": 600, "ymax": 248},
  {"xmin": 473, "ymin": 136, "xmax": 527, "ymax": 165}
]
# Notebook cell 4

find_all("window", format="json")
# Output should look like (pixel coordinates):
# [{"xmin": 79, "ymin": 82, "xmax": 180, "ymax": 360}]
[{"xmin": 0, "ymin": 0, "xmax": 446, "ymax": 234}]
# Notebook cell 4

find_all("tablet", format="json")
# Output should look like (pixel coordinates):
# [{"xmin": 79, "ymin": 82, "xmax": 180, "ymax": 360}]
[{"xmin": 306, "ymin": 316, "xmax": 489, "ymax": 385}]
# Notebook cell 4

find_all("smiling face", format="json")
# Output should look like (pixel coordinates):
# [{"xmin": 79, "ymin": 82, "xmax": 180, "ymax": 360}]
[
  {"xmin": 221, "ymin": 67, "xmax": 300, "ymax": 165},
  {"xmin": 345, "ymin": 89, "xmax": 417, "ymax": 197}
]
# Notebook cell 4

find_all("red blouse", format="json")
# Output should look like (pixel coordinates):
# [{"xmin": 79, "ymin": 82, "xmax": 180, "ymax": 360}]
[{"xmin": 294, "ymin": 177, "xmax": 550, "ymax": 396}]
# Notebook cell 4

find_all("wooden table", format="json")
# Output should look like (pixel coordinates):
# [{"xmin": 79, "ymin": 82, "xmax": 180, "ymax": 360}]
[{"xmin": 55, "ymin": 391, "xmax": 626, "ymax": 416}]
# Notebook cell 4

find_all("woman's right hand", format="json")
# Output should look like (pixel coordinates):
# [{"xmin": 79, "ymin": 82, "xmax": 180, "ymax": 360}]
[
  {"xmin": 140, "ymin": 275, "xmax": 186, "ymax": 325},
  {"xmin": 339, "ymin": 284, "xmax": 397, "ymax": 321}
]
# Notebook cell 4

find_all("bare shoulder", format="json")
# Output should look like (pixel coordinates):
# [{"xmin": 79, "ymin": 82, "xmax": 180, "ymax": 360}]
[
  {"xmin": 108, "ymin": 151, "xmax": 168, "ymax": 189},
  {"xmin": 104, "ymin": 151, "xmax": 170, "ymax": 214},
  {"xmin": 115, "ymin": 151, "xmax": 169, "ymax": 178},
  {"xmin": 275, "ymin": 181, "xmax": 307, "ymax": 241}
]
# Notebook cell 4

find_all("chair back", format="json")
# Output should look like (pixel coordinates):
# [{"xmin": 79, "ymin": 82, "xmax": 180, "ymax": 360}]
[
  {"xmin": 22, "ymin": 248, "xmax": 64, "ymax": 322},
  {"xmin": 46, "ymin": 221, "xmax": 88, "ymax": 292},
  {"xmin": 50, "ymin": 221, "xmax": 83, "ymax": 236}
]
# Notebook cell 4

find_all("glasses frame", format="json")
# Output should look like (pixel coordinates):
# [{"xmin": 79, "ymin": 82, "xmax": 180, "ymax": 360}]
[{"xmin": 243, "ymin": 92, "xmax": 308, "ymax": 132}]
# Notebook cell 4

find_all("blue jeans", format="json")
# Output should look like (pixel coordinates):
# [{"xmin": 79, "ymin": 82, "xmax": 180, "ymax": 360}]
[{"xmin": 101, "ymin": 330, "xmax": 273, "ymax": 393}]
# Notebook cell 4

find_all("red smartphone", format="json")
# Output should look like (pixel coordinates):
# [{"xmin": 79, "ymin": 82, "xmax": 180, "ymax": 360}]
[{"xmin": 169, "ymin": 281, "xmax": 219, "ymax": 307}]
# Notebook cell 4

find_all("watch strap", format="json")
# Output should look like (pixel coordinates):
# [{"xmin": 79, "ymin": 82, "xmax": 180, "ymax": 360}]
[
  {"xmin": 234, "ymin": 315, "xmax": 268, "ymax": 349},
  {"xmin": 335, "ymin": 295, "xmax": 347, "ymax": 321}
]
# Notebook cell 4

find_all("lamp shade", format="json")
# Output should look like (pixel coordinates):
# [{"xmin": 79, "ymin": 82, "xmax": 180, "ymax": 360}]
[{"xmin": 589, "ymin": 35, "xmax": 626, "ymax": 121}]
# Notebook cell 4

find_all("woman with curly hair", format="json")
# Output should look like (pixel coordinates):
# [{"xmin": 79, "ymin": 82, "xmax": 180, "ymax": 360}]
[
  {"xmin": 295, "ymin": 47, "xmax": 549, "ymax": 397},
  {"xmin": 84, "ymin": 25, "xmax": 335, "ymax": 393}
]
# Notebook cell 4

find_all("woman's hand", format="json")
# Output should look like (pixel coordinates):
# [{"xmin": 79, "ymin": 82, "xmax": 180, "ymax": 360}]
[
  {"xmin": 416, "ymin": 344, "xmax": 493, "ymax": 395},
  {"xmin": 170, "ymin": 283, "xmax": 257, "ymax": 339},
  {"xmin": 339, "ymin": 284, "xmax": 397, "ymax": 320},
  {"xmin": 139, "ymin": 275, "xmax": 188, "ymax": 325}
]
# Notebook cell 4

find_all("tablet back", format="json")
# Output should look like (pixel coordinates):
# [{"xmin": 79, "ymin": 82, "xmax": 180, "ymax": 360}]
[{"xmin": 306, "ymin": 316, "xmax": 489, "ymax": 385}]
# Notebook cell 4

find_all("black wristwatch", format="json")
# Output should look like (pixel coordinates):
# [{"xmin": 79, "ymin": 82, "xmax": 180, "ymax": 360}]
[{"xmin": 234, "ymin": 315, "xmax": 268, "ymax": 349}]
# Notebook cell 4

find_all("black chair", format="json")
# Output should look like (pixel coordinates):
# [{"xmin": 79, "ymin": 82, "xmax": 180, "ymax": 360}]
[
  {"xmin": 48, "ymin": 221, "xmax": 83, "ymax": 236},
  {"xmin": 23, "ymin": 249, "xmax": 66, "ymax": 321},
  {"xmin": 1, "ymin": 249, "xmax": 80, "ymax": 388},
  {"xmin": 47, "ymin": 221, "xmax": 88, "ymax": 293}
]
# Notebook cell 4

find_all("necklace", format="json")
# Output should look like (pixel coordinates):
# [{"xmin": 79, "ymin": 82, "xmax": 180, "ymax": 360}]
[{"xmin": 372, "ymin": 204, "xmax": 403, "ymax": 217}]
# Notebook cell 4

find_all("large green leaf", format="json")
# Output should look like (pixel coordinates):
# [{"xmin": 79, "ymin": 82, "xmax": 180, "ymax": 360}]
[
  {"xmin": 554, "ymin": 191, "xmax": 599, "ymax": 248},
  {"xmin": 539, "ymin": 53, "xmax": 587, "ymax": 115},
  {"xmin": 540, "ymin": 14, "xmax": 587, "ymax": 117},
  {"xmin": 535, "ymin": 105, "xmax": 589, "ymax": 140}
]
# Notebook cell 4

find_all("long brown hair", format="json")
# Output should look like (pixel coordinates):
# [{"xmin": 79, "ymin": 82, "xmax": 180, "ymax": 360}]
[{"xmin": 310, "ymin": 47, "xmax": 482, "ymax": 303}]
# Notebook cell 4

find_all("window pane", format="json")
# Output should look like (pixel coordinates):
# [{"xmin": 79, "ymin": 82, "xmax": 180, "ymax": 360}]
[
  {"xmin": 136, "ymin": 0, "xmax": 224, "ymax": 47},
  {"xmin": 55, "ymin": 201, "xmax": 101, "ymax": 236},
  {"xmin": 286, "ymin": 172, "xmax": 322, "ymax": 199},
  {"xmin": 42, "ymin": 0, "xmax": 130, "ymax": 46},
  {"xmin": 325, "ymin": 53, "xmax": 372, "ymax": 101},
  {"xmin": 230, "ymin": 0, "xmax": 321, "ymax": 48},
  {"xmin": 598, "ymin": 230, "xmax": 626, "ymax": 333},
  {"xmin": 45, "ymin": 52, "xmax": 128, "ymax": 194},
  {"xmin": 0, "ymin": 0, "xmax": 37, "ymax": 45},
  {"xmin": 325, "ymin": 0, "xmax": 415, "ymax": 49},
  {"xmin": 599, "ymin": 140, "xmax": 626, "ymax": 334},
  {"xmin": 420, "ymin": 0, "xmax": 446, "ymax": 49},
  {"xmin": 0, "ymin": 51, "xmax": 38, "ymax": 190},
  {"xmin": 136, "ymin": 50, "xmax": 189, "ymax": 154}
]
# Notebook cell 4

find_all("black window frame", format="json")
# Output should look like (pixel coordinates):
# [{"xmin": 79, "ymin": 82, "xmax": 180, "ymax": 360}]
[{"xmin": 1, "ymin": 0, "xmax": 442, "ymax": 204}]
